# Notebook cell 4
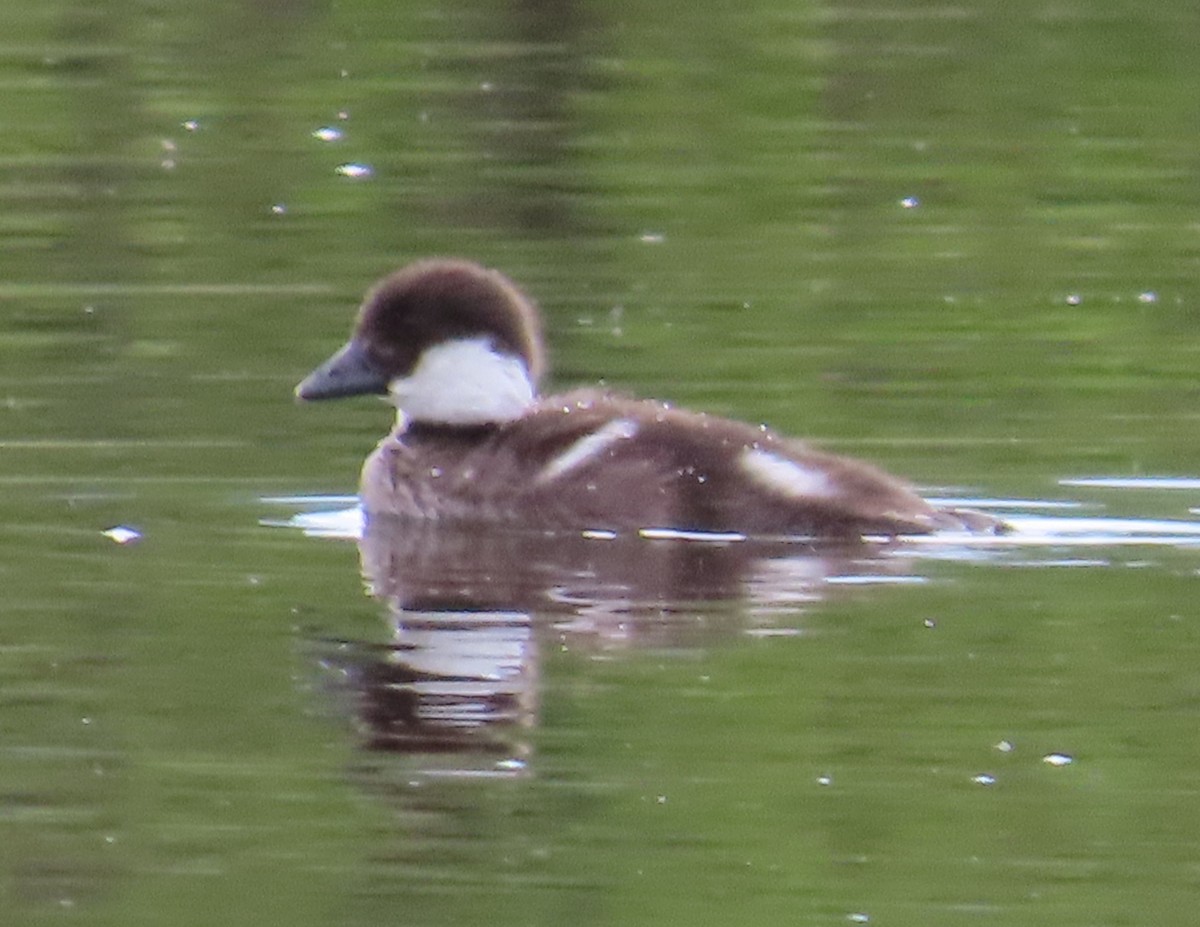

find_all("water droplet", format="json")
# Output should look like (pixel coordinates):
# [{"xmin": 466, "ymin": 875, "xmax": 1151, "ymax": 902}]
[
  {"xmin": 1043, "ymin": 752, "xmax": 1073, "ymax": 767},
  {"xmin": 817, "ymin": 775, "xmax": 833, "ymax": 786},
  {"xmin": 899, "ymin": 195, "xmax": 920, "ymax": 208},
  {"xmin": 1137, "ymin": 291, "xmax": 1158, "ymax": 303},
  {"xmin": 181, "ymin": 119, "xmax": 200, "ymax": 132},
  {"xmin": 312, "ymin": 126, "xmax": 343, "ymax": 142},
  {"xmin": 480, "ymin": 81, "xmax": 494, "ymax": 92},
  {"xmin": 1065, "ymin": 293, "xmax": 1082, "ymax": 306},
  {"xmin": 971, "ymin": 773, "xmax": 996, "ymax": 786},
  {"xmin": 335, "ymin": 162, "xmax": 373, "ymax": 179},
  {"xmin": 270, "ymin": 203, "xmax": 287, "ymax": 215},
  {"xmin": 995, "ymin": 739, "xmax": 1014, "ymax": 753},
  {"xmin": 102, "ymin": 525, "xmax": 141, "ymax": 545},
  {"xmin": 848, "ymin": 914, "xmax": 870, "ymax": 924},
  {"xmin": 639, "ymin": 232, "xmax": 665, "ymax": 244},
  {"xmin": 923, "ymin": 618, "xmax": 937, "ymax": 628},
  {"xmin": 656, "ymin": 795, "xmax": 667, "ymax": 804},
  {"xmin": 336, "ymin": 110, "xmax": 350, "ymax": 120}
]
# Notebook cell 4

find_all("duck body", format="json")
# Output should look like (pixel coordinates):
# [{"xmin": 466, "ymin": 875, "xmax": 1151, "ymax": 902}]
[
  {"xmin": 359, "ymin": 389, "xmax": 944, "ymax": 535},
  {"xmin": 298, "ymin": 259, "xmax": 987, "ymax": 538}
]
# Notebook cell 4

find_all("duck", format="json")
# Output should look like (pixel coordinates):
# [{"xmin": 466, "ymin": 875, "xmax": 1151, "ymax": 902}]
[{"xmin": 296, "ymin": 258, "xmax": 996, "ymax": 538}]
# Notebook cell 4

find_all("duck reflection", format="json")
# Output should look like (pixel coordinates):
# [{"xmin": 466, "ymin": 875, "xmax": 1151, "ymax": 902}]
[{"xmin": 313, "ymin": 516, "xmax": 917, "ymax": 761}]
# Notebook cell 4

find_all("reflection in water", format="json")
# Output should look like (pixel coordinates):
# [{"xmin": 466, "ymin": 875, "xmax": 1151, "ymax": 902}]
[
  {"xmin": 272, "ymin": 486, "xmax": 1200, "ymax": 769},
  {"xmin": 288, "ymin": 509, "xmax": 915, "ymax": 765},
  {"xmin": 317, "ymin": 607, "xmax": 535, "ymax": 760}
]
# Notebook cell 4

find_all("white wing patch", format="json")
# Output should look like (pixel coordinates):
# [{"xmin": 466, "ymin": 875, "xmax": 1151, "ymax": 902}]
[
  {"xmin": 537, "ymin": 418, "xmax": 638, "ymax": 483},
  {"xmin": 740, "ymin": 448, "xmax": 839, "ymax": 500}
]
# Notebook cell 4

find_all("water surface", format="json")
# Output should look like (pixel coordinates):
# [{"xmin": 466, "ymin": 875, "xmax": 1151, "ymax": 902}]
[{"xmin": 4, "ymin": 1, "xmax": 1200, "ymax": 925}]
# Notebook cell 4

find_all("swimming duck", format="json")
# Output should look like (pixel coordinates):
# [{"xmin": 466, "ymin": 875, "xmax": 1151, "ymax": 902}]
[{"xmin": 297, "ymin": 258, "xmax": 990, "ymax": 537}]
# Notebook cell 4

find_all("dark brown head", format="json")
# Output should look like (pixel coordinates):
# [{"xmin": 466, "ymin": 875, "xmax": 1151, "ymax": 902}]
[
  {"xmin": 354, "ymin": 259, "xmax": 544, "ymax": 383},
  {"xmin": 296, "ymin": 259, "xmax": 545, "ymax": 425}
]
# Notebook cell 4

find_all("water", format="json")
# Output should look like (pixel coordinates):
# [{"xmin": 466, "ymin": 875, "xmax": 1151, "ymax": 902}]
[{"xmin": 5, "ymin": 1, "xmax": 1200, "ymax": 924}]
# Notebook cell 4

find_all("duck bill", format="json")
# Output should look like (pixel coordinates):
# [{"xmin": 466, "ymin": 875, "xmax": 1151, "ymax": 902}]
[{"xmin": 295, "ymin": 338, "xmax": 390, "ymax": 401}]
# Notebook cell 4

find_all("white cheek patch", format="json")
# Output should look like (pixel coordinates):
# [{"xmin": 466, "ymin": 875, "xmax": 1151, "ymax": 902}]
[
  {"xmin": 537, "ymin": 418, "xmax": 638, "ymax": 483},
  {"xmin": 740, "ymin": 448, "xmax": 838, "ymax": 500},
  {"xmin": 390, "ymin": 338, "xmax": 534, "ymax": 426}
]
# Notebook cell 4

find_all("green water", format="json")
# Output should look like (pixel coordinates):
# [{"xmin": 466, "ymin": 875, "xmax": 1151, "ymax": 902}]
[{"xmin": 5, "ymin": 1, "xmax": 1200, "ymax": 924}]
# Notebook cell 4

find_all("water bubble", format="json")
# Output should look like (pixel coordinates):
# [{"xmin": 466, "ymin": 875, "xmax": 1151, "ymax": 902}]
[
  {"xmin": 102, "ymin": 525, "xmax": 141, "ymax": 545},
  {"xmin": 335, "ymin": 162, "xmax": 373, "ymax": 179},
  {"xmin": 312, "ymin": 126, "xmax": 343, "ymax": 142},
  {"xmin": 159, "ymin": 139, "xmax": 178, "ymax": 171},
  {"xmin": 899, "ymin": 195, "xmax": 920, "ymax": 209}
]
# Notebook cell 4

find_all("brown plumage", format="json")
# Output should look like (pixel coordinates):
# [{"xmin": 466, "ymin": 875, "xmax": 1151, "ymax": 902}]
[{"xmin": 298, "ymin": 259, "xmax": 999, "ymax": 538}]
